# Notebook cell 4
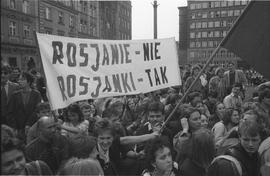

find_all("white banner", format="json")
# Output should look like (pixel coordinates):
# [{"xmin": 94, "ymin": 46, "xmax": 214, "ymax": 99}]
[{"xmin": 36, "ymin": 33, "xmax": 181, "ymax": 110}]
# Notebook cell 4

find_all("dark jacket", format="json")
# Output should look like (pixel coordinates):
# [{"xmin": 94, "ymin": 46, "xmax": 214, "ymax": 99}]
[
  {"xmin": 7, "ymin": 89, "xmax": 41, "ymax": 129},
  {"xmin": 180, "ymin": 158, "xmax": 206, "ymax": 176},
  {"xmin": 208, "ymin": 143, "xmax": 261, "ymax": 176},
  {"xmin": 1, "ymin": 81, "xmax": 20, "ymax": 125}
]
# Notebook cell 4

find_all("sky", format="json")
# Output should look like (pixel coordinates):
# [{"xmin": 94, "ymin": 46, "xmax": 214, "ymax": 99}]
[{"xmin": 131, "ymin": 0, "xmax": 188, "ymax": 40}]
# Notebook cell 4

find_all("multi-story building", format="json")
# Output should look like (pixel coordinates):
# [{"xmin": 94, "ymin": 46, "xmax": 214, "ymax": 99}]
[
  {"xmin": 99, "ymin": 1, "xmax": 131, "ymax": 40},
  {"xmin": 1, "ymin": 0, "xmax": 132, "ymax": 71},
  {"xmin": 179, "ymin": 0, "xmax": 249, "ymax": 65},
  {"xmin": 1, "ymin": 0, "xmax": 40, "ymax": 71}
]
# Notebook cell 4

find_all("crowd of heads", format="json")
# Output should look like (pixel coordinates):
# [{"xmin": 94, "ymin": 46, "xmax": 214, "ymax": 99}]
[{"xmin": 1, "ymin": 60, "xmax": 270, "ymax": 176}]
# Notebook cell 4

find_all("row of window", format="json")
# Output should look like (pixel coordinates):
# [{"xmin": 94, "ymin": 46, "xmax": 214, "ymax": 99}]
[
  {"xmin": 190, "ymin": 0, "xmax": 248, "ymax": 10},
  {"xmin": 9, "ymin": 21, "xmax": 31, "ymax": 38},
  {"xmin": 190, "ymin": 40, "xmax": 221, "ymax": 48},
  {"xmin": 120, "ymin": 18, "xmax": 131, "ymax": 30},
  {"xmin": 190, "ymin": 9, "xmax": 243, "ymax": 19},
  {"xmin": 190, "ymin": 30, "xmax": 228, "ymax": 39},
  {"xmin": 189, "ymin": 50, "xmax": 236, "ymax": 59},
  {"xmin": 190, "ymin": 20, "xmax": 235, "ymax": 29},
  {"xmin": 9, "ymin": 0, "xmax": 30, "ymax": 14},
  {"xmin": 45, "ymin": 7, "xmax": 97, "ymax": 33}
]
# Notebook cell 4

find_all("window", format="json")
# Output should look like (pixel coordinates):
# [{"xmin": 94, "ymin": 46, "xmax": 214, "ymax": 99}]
[
  {"xmin": 9, "ymin": 21, "xmax": 16, "ymax": 36},
  {"xmin": 202, "ymin": 3, "xmax": 208, "ymax": 8},
  {"xmin": 45, "ymin": 30, "xmax": 52, "ymax": 34},
  {"xmin": 202, "ymin": 22, "xmax": 207, "ymax": 28},
  {"xmin": 196, "ymin": 32, "xmax": 201, "ymax": 38},
  {"xmin": 215, "ymin": 11, "xmax": 220, "ymax": 18},
  {"xmin": 221, "ymin": 21, "xmax": 227, "ymax": 27},
  {"xmin": 208, "ymin": 41, "xmax": 213, "ymax": 47},
  {"xmin": 9, "ymin": 0, "xmax": 16, "ymax": 9},
  {"xmin": 222, "ymin": 31, "xmax": 227, "ymax": 37},
  {"xmin": 235, "ymin": 1, "xmax": 241, "ymax": 6},
  {"xmin": 208, "ymin": 31, "xmax": 213, "ymax": 37},
  {"xmin": 242, "ymin": 0, "xmax": 248, "ymax": 5},
  {"xmin": 202, "ymin": 41, "xmax": 207, "ymax": 47},
  {"xmin": 234, "ymin": 10, "xmax": 240, "ymax": 16},
  {"xmin": 221, "ymin": 11, "xmax": 227, "ymax": 17},
  {"xmin": 202, "ymin": 12, "xmax": 207, "ymax": 18},
  {"xmin": 228, "ymin": 20, "xmax": 235, "ymax": 27},
  {"xmin": 58, "ymin": 11, "xmax": 64, "ymax": 24},
  {"xmin": 221, "ymin": 1, "xmax": 227, "ymax": 7},
  {"xmin": 214, "ymin": 31, "xmax": 220, "ymax": 37},
  {"xmin": 196, "ymin": 22, "xmax": 201, "ymax": 29},
  {"xmin": 190, "ymin": 42, "xmax": 195, "ymax": 48},
  {"xmin": 202, "ymin": 32, "xmax": 207, "ymax": 38},
  {"xmin": 214, "ymin": 21, "xmax": 220, "ymax": 27},
  {"xmin": 210, "ymin": 2, "xmax": 215, "ymax": 8},
  {"xmin": 191, "ymin": 13, "xmax": 196, "ymax": 19},
  {"xmin": 196, "ymin": 3, "xmax": 201, "ymax": 9},
  {"xmin": 214, "ymin": 41, "xmax": 219, "ymax": 47},
  {"xmin": 228, "ymin": 10, "xmax": 234, "ymax": 17},
  {"xmin": 190, "ymin": 23, "xmax": 195, "ymax": 29},
  {"xmin": 190, "ymin": 4, "xmax": 195, "ymax": 9},
  {"xmin": 22, "ymin": 0, "xmax": 29, "ymax": 14},
  {"xmin": 190, "ymin": 32, "xmax": 195, "ymax": 39},
  {"xmin": 190, "ymin": 52, "xmax": 195, "ymax": 58},
  {"xmin": 23, "ymin": 25, "xmax": 30, "ymax": 37},
  {"xmin": 228, "ymin": 1, "xmax": 234, "ymax": 6},
  {"xmin": 196, "ymin": 41, "xmax": 201, "ymax": 48},
  {"xmin": 45, "ymin": 7, "xmax": 51, "ymax": 20},
  {"xmin": 214, "ymin": 1, "xmax": 220, "ymax": 7},
  {"xmin": 208, "ymin": 21, "xmax": 214, "ymax": 28},
  {"xmin": 209, "ymin": 11, "xmax": 215, "ymax": 18},
  {"xmin": 69, "ymin": 16, "xmax": 74, "ymax": 27},
  {"xmin": 197, "ymin": 12, "xmax": 202, "ymax": 18}
]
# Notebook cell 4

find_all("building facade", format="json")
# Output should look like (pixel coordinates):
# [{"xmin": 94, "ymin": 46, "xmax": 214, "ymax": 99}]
[
  {"xmin": 1, "ymin": 0, "xmax": 40, "ymax": 71},
  {"xmin": 1, "ymin": 0, "xmax": 132, "ymax": 72},
  {"xmin": 179, "ymin": 0, "xmax": 249, "ymax": 65},
  {"xmin": 99, "ymin": 1, "xmax": 131, "ymax": 40}
]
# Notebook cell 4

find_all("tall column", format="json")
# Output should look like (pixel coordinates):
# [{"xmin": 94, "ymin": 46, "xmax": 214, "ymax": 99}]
[{"xmin": 153, "ymin": 0, "xmax": 158, "ymax": 39}]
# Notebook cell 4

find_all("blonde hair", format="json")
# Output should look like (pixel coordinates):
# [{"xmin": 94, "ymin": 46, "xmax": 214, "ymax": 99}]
[{"xmin": 58, "ymin": 158, "xmax": 104, "ymax": 176}]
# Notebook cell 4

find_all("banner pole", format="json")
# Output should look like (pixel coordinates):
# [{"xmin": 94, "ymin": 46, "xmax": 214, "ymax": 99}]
[{"xmin": 160, "ymin": 44, "xmax": 222, "ymax": 132}]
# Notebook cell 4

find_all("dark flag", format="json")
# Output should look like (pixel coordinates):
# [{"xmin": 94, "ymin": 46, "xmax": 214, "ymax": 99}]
[{"xmin": 221, "ymin": 0, "xmax": 270, "ymax": 79}]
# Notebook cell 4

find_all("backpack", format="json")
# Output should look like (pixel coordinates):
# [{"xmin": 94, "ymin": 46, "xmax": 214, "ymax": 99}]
[
  {"xmin": 217, "ymin": 137, "xmax": 239, "ymax": 155},
  {"xmin": 211, "ymin": 155, "xmax": 242, "ymax": 176}
]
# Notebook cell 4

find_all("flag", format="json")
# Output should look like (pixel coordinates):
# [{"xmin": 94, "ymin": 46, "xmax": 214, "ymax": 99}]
[{"xmin": 221, "ymin": 0, "xmax": 270, "ymax": 79}]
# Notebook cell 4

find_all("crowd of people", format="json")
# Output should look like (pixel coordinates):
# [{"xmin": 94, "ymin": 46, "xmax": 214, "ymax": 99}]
[{"xmin": 1, "ymin": 61, "xmax": 270, "ymax": 176}]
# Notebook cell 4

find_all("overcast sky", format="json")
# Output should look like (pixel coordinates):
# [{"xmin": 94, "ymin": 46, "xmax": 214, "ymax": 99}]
[{"xmin": 131, "ymin": 0, "xmax": 188, "ymax": 40}]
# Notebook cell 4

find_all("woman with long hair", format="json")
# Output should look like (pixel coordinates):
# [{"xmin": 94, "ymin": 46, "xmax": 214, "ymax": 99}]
[
  {"xmin": 212, "ymin": 108, "xmax": 240, "ymax": 148},
  {"xmin": 179, "ymin": 128, "xmax": 215, "ymax": 176},
  {"xmin": 173, "ymin": 105, "xmax": 202, "ymax": 164},
  {"xmin": 208, "ymin": 102, "xmax": 225, "ymax": 129}
]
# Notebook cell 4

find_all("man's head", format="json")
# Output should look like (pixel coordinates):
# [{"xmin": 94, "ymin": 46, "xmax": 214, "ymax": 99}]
[
  {"xmin": 37, "ymin": 116, "xmax": 58, "ymax": 141},
  {"xmin": 231, "ymin": 83, "xmax": 242, "ymax": 96},
  {"xmin": 36, "ymin": 102, "xmax": 52, "ymax": 118},
  {"xmin": 9, "ymin": 67, "xmax": 20, "ymax": 83},
  {"xmin": 228, "ymin": 62, "xmax": 235, "ymax": 72},
  {"xmin": 1, "ymin": 63, "xmax": 11, "ymax": 85},
  {"xmin": 147, "ymin": 101, "xmax": 165, "ymax": 127},
  {"xmin": 238, "ymin": 120, "xmax": 262, "ymax": 154},
  {"xmin": 1, "ymin": 138, "xmax": 26, "ymax": 175}
]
